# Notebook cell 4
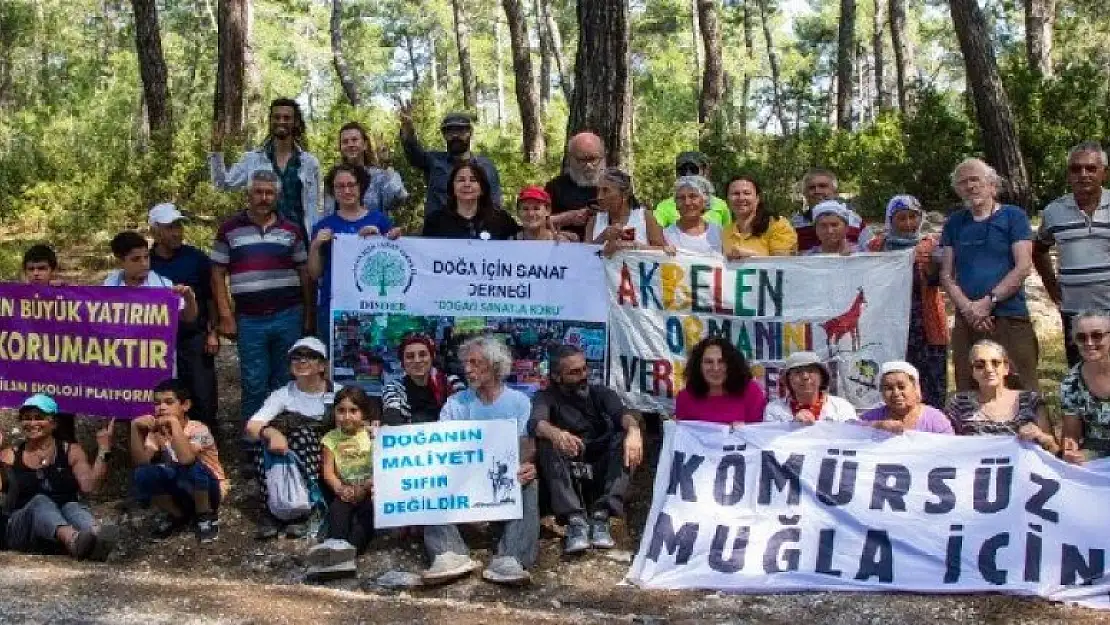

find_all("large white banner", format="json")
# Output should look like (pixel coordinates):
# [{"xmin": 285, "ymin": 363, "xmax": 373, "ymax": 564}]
[
  {"xmin": 606, "ymin": 251, "xmax": 913, "ymax": 411},
  {"xmin": 628, "ymin": 421, "xmax": 1110, "ymax": 609},
  {"xmin": 329, "ymin": 237, "xmax": 608, "ymax": 393},
  {"xmin": 374, "ymin": 420, "xmax": 522, "ymax": 528}
]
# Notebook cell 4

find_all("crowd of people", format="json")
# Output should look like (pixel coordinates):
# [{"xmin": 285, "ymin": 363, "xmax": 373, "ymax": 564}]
[{"xmin": 1, "ymin": 98, "xmax": 1108, "ymax": 590}]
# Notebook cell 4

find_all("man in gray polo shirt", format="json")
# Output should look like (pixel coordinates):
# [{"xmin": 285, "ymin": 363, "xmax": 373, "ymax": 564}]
[{"xmin": 1034, "ymin": 140, "xmax": 1110, "ymax": 366}]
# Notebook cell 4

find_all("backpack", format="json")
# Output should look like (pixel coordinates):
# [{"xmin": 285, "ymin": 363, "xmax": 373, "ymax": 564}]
[{"xmin": 263, "ymin": 450, "xmax": 312, "ymax": 521}]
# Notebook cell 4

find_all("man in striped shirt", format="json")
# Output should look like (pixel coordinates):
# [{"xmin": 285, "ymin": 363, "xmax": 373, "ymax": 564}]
[
  {"xmin": 211, "ymin": 169, "xmax": 314, "ymax": 420},
  {"xmin": 1034, "ymin": 140, "xmax": 1110, "ymax": 367}
]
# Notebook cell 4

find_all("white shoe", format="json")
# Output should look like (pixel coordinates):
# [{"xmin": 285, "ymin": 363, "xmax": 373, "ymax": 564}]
[
  {"xmin": 481, "ymin": 556, "xmax": 531, "ymax": 585},
  {"xmin": 421, "ymin": 552, "xmax": 480, "ymax": 584}
]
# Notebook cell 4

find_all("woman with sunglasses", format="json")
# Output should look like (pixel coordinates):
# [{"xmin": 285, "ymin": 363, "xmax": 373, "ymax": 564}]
[
  {"xmin": 944, "ymin": 340, "xmax": 1057, "ymax": 453},
  {"xmin": 1060, "ymin": 311, "xmax": 1110, "ymax": 463},
  {"xmin": 245, "ymin": 337, "xmax": 337, "ymax": 539}
]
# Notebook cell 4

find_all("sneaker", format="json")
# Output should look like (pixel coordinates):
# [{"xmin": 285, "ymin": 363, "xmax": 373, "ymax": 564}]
[
  {"xmin": 421, "ymin": 552, "xmax": 480, "ymax": 584},
  {"xmin": 255, "ymin": 514, "xmax": 280, "ymax": 540},
  {"xmin": 481, "ymin": 556, "xmax": 531, "ymax": 585},
  {"xmin": 284, "ymin": 517, "xmax": 311, "ymax": 539},
  {"xmin": 195, "ymin": 514, "xmax": 220, "ymax": 544},
  {"xmin": 89, "ymin": 524, "xmax": 120, "ymax": 562},
  {"xmin": 589, "ymin": 512, "xmax": 616, "ymax": 549},
  {"xmin": 563, "ymin": 515, "xmax": 590, "ymax": 555},
  {"xmin": 152, "ymin": 513, "xmax": 189, "ymax": 540},
  {"xmin": 68, "ymin": 530, "xmax": 98, "ymax": 561}
]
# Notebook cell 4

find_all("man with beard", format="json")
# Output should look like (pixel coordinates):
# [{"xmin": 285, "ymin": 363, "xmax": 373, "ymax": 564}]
[
  {"xmin": 529, "ymin": 345, "xmax": 643, "ymax": 555},
  {"xmin": 545, "ymin": 132, "xmax": 605, "ymax": 241},
  {"xmin": 399, "ymin": 106, "xmax": 502, "ymax": 220},
  {"xmin": 325, "ymin": 121, "xmax": 409, "ymax": 216},
  {"xmin": 210, "ymin": 98, "xmax": 322, "ymax": 241}
]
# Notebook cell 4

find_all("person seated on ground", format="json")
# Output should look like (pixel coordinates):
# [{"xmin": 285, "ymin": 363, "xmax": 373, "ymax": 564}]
[
  {"xmin": 382, "ymin": 334, "xmax": 465, "ymax": 426},
  {"xmin": 245, "ymin": 337, "xmax": 335, "ymax": 539},
  {"xmin": 530, "ymin": 345, "xmax": 643, "ymax": 555},
  {"xmin": 512, "ymin": 186, "xmax": 579, "ymax": 242},
  {"xmin": 104, "ymin": 230, "xmax": 199, "ymax": 323},
  {"xmin": 662, "ymin": 176, "xmax": 724, "ymax": 255},
  {"xmin": 945, "ymin": 340, "xmax": 1057, "ymax": 453},
  {"xmin": 421, "ymin": 336, "xmax": 539, "ymax": 586},
  {"xmin": 0, "ymin": 394, "xmax": 117, "ymax": 560},
  {"xmin": 422, "ymin": 159, "xmax": 519, "ymax": 240},
  {"xmin": 723, "ymin": 176, "xmax": 797, "ymax": 258},
  {"xmin": 308, "ymin": 163, "xmax": 402, "ymax": 345},
  {"xmin": 653, "ymin": 151, "xmax": 732, "ymax": 228},
  {"xmin": 674, "ymin": 337, "xmax": 765, "ymax": 426},
  {"xmin": 803, "ymin": 201, "xmax": 856, "ymax": 256},
  {"xmin": 763, "ymin": 352, "xmax": 857, "ymax": 424},
  {"xmin": 308, "ymin": 386, "xmax": 377, "ymax": 580},
  {"xmin": 866, "ymin": 195, "xmax": 949, "ymax": 410},
  {"xmin": 860, "ymin": 361, "xmax": 954, "ymax": 434},
  {"xmin": 584, "ymin": 168, "xmax": 668, "ymax": 257},
  {"xmin": 1059, "ymin": 311, "xmax": 1110, "ymax": 464},
  {"xmin": 130, "ymin": 380, "xmax": 226, "ymax": 543}
]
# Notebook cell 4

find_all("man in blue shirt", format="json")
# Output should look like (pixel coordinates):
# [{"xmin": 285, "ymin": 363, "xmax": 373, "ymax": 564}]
[
  {"xmin": 940, "ymin": 158, "xmax": 1038, "ymax": 391},
  {"xmin": 148, "ymin": 203, "xmax": 220, "ymax": 431},
  {"xmin": 399, "ymin": 106, "xmax": 502, "ymax": 222}
]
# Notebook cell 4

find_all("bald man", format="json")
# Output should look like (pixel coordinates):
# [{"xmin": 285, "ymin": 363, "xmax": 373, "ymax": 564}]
[{"xmin": 546, "ymin": 133, "xmax": 606, "ymax": 240}]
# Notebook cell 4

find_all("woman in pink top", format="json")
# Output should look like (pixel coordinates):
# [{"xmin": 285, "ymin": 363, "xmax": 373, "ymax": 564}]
[
  {"xmin": 860, "ymin": 361, "xmax": 954, "ymax": 434},
  {"xmin": 674, "ymin": 337, "xmax": 766, "ymax": 425}
]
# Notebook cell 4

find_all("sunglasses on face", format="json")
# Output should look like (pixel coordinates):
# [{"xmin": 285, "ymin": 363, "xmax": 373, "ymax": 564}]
[
  {"xmin": 290, "ymin": 352, "xmax": 323, "ymax": 363},
  {"xmin": 1075, "ymin": 330, "xmax": 1108, "ymax": 345},
  {"xmin": 972, "ymin": 359, "xmax": 1005, "ymax": 370}
]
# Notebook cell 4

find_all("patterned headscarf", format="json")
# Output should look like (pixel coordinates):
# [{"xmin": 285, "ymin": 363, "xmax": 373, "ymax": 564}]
[{"xmin": 882, "ymin": 195, "xmax": 923, "ymax": 251}]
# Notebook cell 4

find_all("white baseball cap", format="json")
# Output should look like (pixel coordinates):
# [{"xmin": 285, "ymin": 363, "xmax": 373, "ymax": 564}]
[
  {"xmin": 288, "ymin": 337, "xmax": 328, "ymax": 359},
  {"xmin": 148, "ymin": 203, "xmax": 188, "ymax": 226}
]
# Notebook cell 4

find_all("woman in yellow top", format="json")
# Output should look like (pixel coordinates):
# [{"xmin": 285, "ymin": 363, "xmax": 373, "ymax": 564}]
[{"xmin": 723, "ymin": 175, "xmax": 798, "ymax": 258}]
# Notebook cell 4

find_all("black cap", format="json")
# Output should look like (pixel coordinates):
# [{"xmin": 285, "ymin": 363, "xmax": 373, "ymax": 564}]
[
  {"xmin": 440, "ymin": 113, "xmax": 473, "ymax": 131},
  {"xmin": 675, "ymin": 151, "xmax": 709, "ymax": 168}
]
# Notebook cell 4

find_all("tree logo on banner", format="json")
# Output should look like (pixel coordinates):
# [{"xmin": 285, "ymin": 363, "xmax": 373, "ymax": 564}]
[{"xmin": 354, "ymin": 242, "xmax": 416, "ymax": 297}]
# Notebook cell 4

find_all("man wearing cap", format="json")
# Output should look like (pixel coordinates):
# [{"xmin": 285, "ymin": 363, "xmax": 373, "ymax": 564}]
[
  {"xmin": 763, "ymin": 352, "xmax": 858, "ymax": 423},
  {"xmin": 804, "ymin": 201, "xmax": 857, "ymax": 255},
  {"xmin": 790, "ymin": 168, "xmax": 870, "ymax": 252},
  {"xmin": 148, "ymin": 203, "xmax": 220, "ymax": 432},
  {"xmin": 399, "ymin": 105, "xmax": 502, "ymax": 219},
  {"xmin": 653, "ymin": 152, "xmax": 731, "ymax": 228},
  {"xmin": 545, "ymin": 132, "xmax": 606, "ymax": 241}
]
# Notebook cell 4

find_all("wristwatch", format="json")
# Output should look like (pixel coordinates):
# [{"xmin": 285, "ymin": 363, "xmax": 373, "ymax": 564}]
[{"xmin": 988, "ymin": 292, "xmax": 999, "ymax": 308}]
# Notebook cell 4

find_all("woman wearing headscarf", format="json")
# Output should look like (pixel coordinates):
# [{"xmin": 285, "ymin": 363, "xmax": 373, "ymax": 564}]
[
  {"xmin": 584, "ymin": 168, "xmax": 668, "ymax": 257},
  {"xmin": 867, "ymin": 195, "xmax": 949, "ymax": 408},
  {"xmin": 860, "ymin": 361, "xmax": 954, "ymax": 434},
  {"xmin": 381, "ymin": 334, "xmax": 465, "ymax": 425},
  {"xmin": 662, "ymin": 176, "xmax": 724, "ymax": 255},
  {"xmin": 763, "ymin": 352, "xmax": 857, "ymax": 424}
]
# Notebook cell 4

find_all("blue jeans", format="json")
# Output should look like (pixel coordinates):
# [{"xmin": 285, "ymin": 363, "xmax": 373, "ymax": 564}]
[
  {"xmin": 237, "ymin": 306, "xmax": 303, "ymax": 420},
  {"xmin": 5, "ymin": 495, "xmax": 96, "ymax": 552},
  {"xmin": 132, "ymin": 463, "xmax": 222, "ymax": 517}
]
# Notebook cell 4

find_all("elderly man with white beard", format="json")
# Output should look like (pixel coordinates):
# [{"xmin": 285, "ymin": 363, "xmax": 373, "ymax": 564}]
[{"xmin": 545, "ymin": 132, "xmax": 606, "ymax": 241}]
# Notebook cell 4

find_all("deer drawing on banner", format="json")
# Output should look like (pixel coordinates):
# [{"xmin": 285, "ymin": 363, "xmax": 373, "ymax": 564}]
[{"xmin": 821, "ymin": 287, "xmax": 867, "ymax": 353}]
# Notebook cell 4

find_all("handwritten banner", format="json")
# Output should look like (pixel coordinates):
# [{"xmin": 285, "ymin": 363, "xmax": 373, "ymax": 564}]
[
  {"xmin": 373, "ymin": 420, "xmax": 523, "ymax": 527},
  {"xmin": 0, "ymin": 283, "xmax": 180, "ymax": 418},
  {"xmin": 329, "ymin": 237, "xmax": 608, "ymax": 394},
  {"xmin": 627, "ymin": 421, "xmax": 1110, "ymax": 609},
  {"xmin": 606, "ymin": 251, "xmax": 913, "ymax": 411}
]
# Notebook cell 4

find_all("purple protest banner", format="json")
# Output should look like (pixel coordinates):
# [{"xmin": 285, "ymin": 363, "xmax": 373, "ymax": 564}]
[{"xmin": 0, "ymin": 283, "xmax": 180, "ymax": 418}]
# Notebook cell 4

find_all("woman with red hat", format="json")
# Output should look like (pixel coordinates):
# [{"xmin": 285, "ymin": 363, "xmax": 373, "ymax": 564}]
[
  {"xmin": 382, "ymin": 334, "xmax": 465, "ymax": 425},
  {"xmin": 513, "ymin": 186, "xmax": 579, "ymax": 242}
]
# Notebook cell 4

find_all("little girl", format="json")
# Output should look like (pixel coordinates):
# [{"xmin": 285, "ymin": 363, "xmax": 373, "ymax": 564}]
[{"xmin": 307, "ymin": 386, "xmax": 377, "ymax": 579}]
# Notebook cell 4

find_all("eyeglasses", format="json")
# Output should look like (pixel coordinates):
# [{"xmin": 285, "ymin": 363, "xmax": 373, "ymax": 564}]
[
  {"xmin": 972, "ymin": 359, "xmax": 1005, "ymax": 370},
  {"xmin": 1068, "ymin": 164, "xmax": 1103, "ymax": 174},
  {"xmin": 1075, "ymin": 330, "xmax": 1108, "ymax": 345},
  {"xmin": 290, "ymin": 352, "xmax": 323, "ymax": 363},
  {"xmin": 572, "ymin": 153, "xmax": 603, "ymax": 165},
  {"xmin": 334, "ymin": 182, "xmax": 360, "ymax": 190}
]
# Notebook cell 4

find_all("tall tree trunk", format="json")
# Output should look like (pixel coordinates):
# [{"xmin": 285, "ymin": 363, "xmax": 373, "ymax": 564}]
[
  {"xmin": 691, "ymin": 0, "xmax": 702, "ymax": 82},
  {"xmin": 1024, "ymin": 0, "xmax": 1056, "ymax": 77},
  {"xmin": 739, "ymin": 0, "xmax": 756, "ymax": 142},
  {"xmin": 539, "ymin": 0, "xmax": 571, "ymax": 102},
  {"xmin": 696, "ymin": 0, "xmax": 724, "ymax": 125},
  {"xmin": 403, "ymin": 33, "xmax": 420, "ymax": 93},
  {"xmin": 756, "ymin": 0, "xmax": 789, "ymax": 135},
  {"xmin": 330, "ymin": 0, "xmax": 360, "ymax": 106},
  {"xmin": 502, "ymin": 0, "xmax": 545, "ymax": 162},
  {"xmin": 130, "ymin": 0, "xmax": 173, "ymax": 155},
  {"xmin": 430, "ymin": 34, "xmax": 440, "ymax": 99},
  {"xmin": 535, "ymin": 0, "xmax": 552, "ymax": 110},
  {"xmin": 872, "ymin": 0, "xmax": 890, "ymax": 111},
  {"xmin": 451, "ymin": 0, "xmax": 477, "ymax": 111},
  {"xmin": 244, "ymin": 0, "xmax": 263, "ymax": 145},
  {"xmin": 568, "ymin": 0, "xmax": 631, "ymax": 166},
  {"xmin": 494, "ymin": 18, "xmax": 506, "ymax": 129},
  {"xmin": 836, "ymin": 0, "xmax": 856, "ymax": 129},
  {"xmin": 950, "ymin": 0, "xmax": 1032, "ymax": 210},
  {"xmin": 888, "ymin": 0, "xmax": 915, "ymax": 116}
]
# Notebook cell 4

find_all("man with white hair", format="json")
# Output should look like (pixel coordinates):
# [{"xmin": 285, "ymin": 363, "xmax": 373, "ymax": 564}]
[
  {"xmin": 421, "ymin": 336, "xmax": 539, "ymax": 587},
  {"xmin": 546, "ymin": 132, "xmax": 605, "ymax": 240},
  {"xmin": 940, "ymin": 158, "xmax": 1038, "ymax": 391},
  {"xmin": 1033, "ymin": 140, "xmax": 1110, "ymax": 367},
  {"xmin": 790, "ymin": 168, "xmax": 870, "ymax": 252}
]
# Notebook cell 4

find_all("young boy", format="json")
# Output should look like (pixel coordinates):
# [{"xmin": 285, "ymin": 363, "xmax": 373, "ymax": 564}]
[
  {"xmin": 104, "ymin": 231, "xmax": 199, "ymax": 324},
  {"xmin": 21, "ymin": 244, "xmax": 62, "ymax": 286},
  {"xmin": 129, "ymin": 379, "xmax": 227, "ymax": 542}
]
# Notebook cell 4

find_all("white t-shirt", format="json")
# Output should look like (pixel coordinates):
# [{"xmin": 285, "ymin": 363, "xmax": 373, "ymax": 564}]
[
  {"xmin": 439, "ymin": 386, "xmax": 531, "ymax": 437},
  {"xmin": 589, "ymin": 207, "xmax": 650, "ymax": 245},
  {"xmin": 663, "ymin": 223, "xmax": 723, "ymax": 255},
  {"xmin": 763, "ymin": 395, "xmax": 857, "ymax": 423},
  {"xmin": 248, "ymin": 382, "xmax": 335, "ymax": 425},
  {"xmin": 102, "ymin": 269, "xmax": 184, "ymax": 310}
]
